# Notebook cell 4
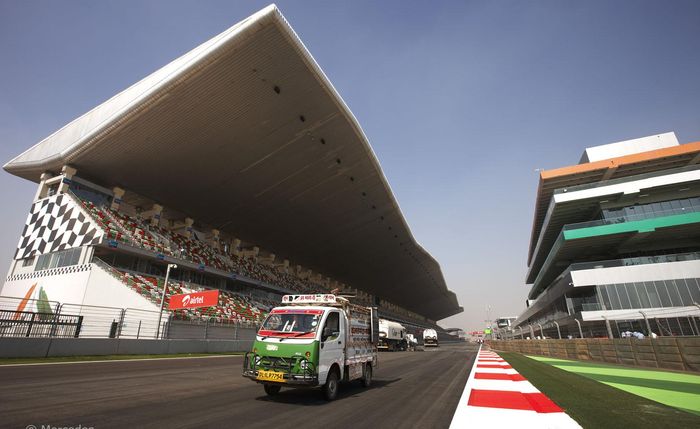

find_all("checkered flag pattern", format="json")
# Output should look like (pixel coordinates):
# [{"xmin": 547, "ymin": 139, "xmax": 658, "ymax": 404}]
[{"xmin": 14, "ymin": 194, "xmax": 103, "ymax": 259}]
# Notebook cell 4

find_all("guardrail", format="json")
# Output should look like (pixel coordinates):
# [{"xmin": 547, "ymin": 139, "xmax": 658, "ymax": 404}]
[{"xmin": 0, "ymin": 309, "xmax": 82, "ymax": 338}]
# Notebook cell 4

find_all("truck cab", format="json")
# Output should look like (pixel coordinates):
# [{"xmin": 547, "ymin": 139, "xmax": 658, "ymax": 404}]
[
  {"xmin": 243, "ymin": 294, "xmax": 378, "ymax": 400},
  {"xmin": 423, "ymin": 328, "xmax": 439, "ymax": 347}
]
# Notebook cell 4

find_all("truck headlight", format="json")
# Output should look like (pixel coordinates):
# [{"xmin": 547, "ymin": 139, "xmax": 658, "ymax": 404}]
[{"xmin": 299, "ymin": 359, "xmax": 309, "ymax": 369}]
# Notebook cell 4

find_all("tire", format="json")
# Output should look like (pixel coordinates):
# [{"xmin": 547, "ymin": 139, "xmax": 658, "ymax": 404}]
[
  {"xmin": 264, "ymin": 384, "xmax": 281, "ymax": 396},
  {"xmin": 322, "ymin": 368, "xmax": 339, "ymax": 401},
  {"xmin": 361, "ymin": 364, "xmax": 372, "ymax": 388}
]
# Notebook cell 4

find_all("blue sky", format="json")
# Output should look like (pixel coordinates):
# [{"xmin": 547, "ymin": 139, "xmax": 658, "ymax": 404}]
[{"xmin": 1, "ymin": 1, "xmax": 699, "ymax": 330}]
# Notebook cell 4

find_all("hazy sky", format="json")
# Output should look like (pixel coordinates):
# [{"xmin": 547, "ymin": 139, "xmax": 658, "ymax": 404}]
[{"xmin": 1, "ymin": 1, "xmax": 700, "ymax": 331}]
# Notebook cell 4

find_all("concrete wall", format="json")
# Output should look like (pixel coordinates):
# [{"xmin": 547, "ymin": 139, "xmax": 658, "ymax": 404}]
[
  {"xmin": 490, "ymin": 337, "xmax": 700, "ymax": 372},
  {"xmin": 166, "ymin": 321, "xmax": 258, "ymax": 341},
  {"xmin": 0, "ymin": 337, "xmax": 254, "ymax": 358}
]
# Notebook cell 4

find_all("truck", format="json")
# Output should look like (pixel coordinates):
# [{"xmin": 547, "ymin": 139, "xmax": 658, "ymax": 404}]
[
  {"xmin": 242, "ymin": 294, "xmax": 379, "ymax": 401},
  {"xmin": 405, "ymin": 333, "xmax": 418, "ymax": 351},
  {"xmin": 378, "ymin": 318, "xmax": 407, "ymax": 351},
  {"xmin": 423, "ymin": 328, "xmax": 439, "ymax": 347}
]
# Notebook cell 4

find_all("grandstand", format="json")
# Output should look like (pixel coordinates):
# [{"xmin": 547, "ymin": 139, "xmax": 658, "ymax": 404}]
[{"xmin": 1, "ymin": 5, "xmax": 462, "ymax": 336}]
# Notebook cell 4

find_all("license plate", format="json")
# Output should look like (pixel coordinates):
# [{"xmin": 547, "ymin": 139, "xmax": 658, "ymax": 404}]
[{"xmin": 257, "ymin": 370, "xmax": 285, "ymax": 382}]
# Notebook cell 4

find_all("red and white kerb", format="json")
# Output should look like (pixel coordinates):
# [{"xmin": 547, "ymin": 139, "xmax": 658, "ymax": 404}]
[{"xmin": 449, "ymin": 347, "xmax": 582, "ymax": 429}]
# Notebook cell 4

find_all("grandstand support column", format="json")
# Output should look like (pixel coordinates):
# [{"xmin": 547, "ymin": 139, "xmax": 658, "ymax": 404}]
[
  {"xmin": 185, "ymin": 217, "xmax": 194, "ymax": 238},
  {"xmin": 58, "ymin": 165, "xmax": 77, "ymax": 194},
  {"xmin": 209, "ymin": 229, "xmax": 220, "ymax": 249},
  {"xmin": 150, "ymin": 204, "xmax": 163, "ymax": 226},
  {"xmin": 231, "ymin": 238, "xmax": 241, "ymax": 256},
  {"xmin": 111, "ymin": 187, "xmax": 125, "ymax": 211},
  {"xmin": 241, "ymin": 246, "xmax": 260, "ymax": 260},
  {"xmin": 33, "ymin": 172, "xmax": 53, "ymax": 201}
]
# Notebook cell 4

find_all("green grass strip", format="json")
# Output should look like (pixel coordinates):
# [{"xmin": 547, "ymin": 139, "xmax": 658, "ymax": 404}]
[
  {"xmin": 526, "ymin": 355, "xmax": 700, "ymax": 416},
  {"xmin": 498, "ymin": 352, "xmax": 700, "ymax": 429},
  {"xmin": 0, "ymin": 352, "xmax": 243, "ymax": 365}
]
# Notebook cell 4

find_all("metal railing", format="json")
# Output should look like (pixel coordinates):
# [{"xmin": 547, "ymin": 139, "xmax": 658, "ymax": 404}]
[
  {"xmin": 0, "ymin": 309, "xmax": 82, "ymax": 338},
  {"xmin": 0, "ymin": 295, "xmax": 258, "ymax": 340}
]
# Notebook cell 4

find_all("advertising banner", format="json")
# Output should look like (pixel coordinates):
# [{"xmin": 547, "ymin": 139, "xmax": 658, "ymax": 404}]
[{"xmin": 168, "ymin": 290, "xmax": 219, "ymax": 310}]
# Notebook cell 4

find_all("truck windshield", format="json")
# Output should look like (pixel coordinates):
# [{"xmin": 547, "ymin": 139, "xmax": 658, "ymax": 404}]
[{"xmin": 261, "ymin": 312, "xmax": 321, "ymax": 334}]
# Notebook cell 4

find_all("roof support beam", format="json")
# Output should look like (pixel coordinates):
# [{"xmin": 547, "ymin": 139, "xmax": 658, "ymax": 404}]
[
  {"xmin": 58, "ymin": 165, "xmax": 77, "ymax": 194},
  {"xmin": 601, "ymin": 166, "xmax": 618, "ymax": 181},
  {"xmin": 111, "ymin": 187, "xmax": 126, "ymax": 211},
  {"xmin": 689, "ymin": 152, "xmax": 700, "ymax": 165},
  {"xmin": 34, "ymin": 172, "xmax": 54, "ymax": 201}
]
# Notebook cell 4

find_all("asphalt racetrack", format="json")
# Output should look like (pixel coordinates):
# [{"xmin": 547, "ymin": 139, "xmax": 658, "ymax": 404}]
[{"xmin": 1, "ymin": 343, "xmax": 477, "ymax": 429}]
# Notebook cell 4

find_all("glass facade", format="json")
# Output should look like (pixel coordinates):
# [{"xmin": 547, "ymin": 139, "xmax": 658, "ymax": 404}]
[
  {"xmin": 597, "ymin": 278, "xmax": 700, "ymax": 311},
  {"xmin": 35, "ymin": 247, "xmax": 82, "ymax": 271},
  {"xmin": 566, "ymin": 278, "xmax": 700, "ymax": 313},
  {"xmin": 601, "ymin": 197, "xmax": 700, "ymax": 222}
]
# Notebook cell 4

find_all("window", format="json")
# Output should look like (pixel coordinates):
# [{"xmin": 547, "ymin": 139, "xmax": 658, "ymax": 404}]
[
  {"xmin": 617, "ymin": 284, "xmax": 632, "ymax": 309},
  {"xmin": 608, "ymin": 285, "xmax": 622, "ymax": 310},
  {"xmin": 626, "ymin": 283, "xmax": 641, "ymax": 309},
  {"xmin": 35, "ymin": 247, "xmax": 82, "ymax": 271},
  {"xmin": 323, "ymin": 311, "xmax": 340, "ymax": 340},
  {"xmin": 645, "ymin": 282, "xmax": 661, "ymax": 307},
  {"xmin": 637, "ymin": 282, "xmax": 651, "ymax": 308},
  {"xmin": 21, "ymin": 257, "xmax": 34, "ymax": 267},
  {"xmin": 666, "ymin": 280, "xmax": 683, "ymax": 307},
  {"xmin": 656, "ymin": 281, "xmax": 672, "ymax": 307},
  {"xmin": 675, "ymin": 279, "xmax": 693, "ymax": 306},
  {"xmin": 598, "ymin": 285, "xmax": 611, "ymax": 310},
  {"xmin": 687, "ymin": 278, "xmax": 700, "ymax": 304}
]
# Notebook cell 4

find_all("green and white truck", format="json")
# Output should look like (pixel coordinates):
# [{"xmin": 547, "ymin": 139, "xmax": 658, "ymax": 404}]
[{"xmin": 242, "ymin": 294, "xmax": 379, "ymax": 401}]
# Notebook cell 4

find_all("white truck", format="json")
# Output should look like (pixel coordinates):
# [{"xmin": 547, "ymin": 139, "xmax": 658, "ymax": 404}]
[
  {"xmin": 423, "ymin": 328, "xmax": 439, "ymax": 347},
  {"xmin": 405, "ymin": 333, "xmax": 418, "ymax": 351},
  {"xmin": 378, "ymin": 318, "xmax": 407, "ymax": 351},
  {"xmin": 243, "ymin": 294, "xmax": 379, "ymax": 401}
]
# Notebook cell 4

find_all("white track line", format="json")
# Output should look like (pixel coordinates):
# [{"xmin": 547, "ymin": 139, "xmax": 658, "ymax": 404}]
[{"xmin": 0, "ymin": 354, "xmax": 241, "ymax": 367}]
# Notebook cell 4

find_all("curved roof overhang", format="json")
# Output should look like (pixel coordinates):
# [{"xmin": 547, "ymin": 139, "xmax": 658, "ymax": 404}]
[{"xmin": 3, "ymin": 5, "xmax": 462, "ymax": 320}]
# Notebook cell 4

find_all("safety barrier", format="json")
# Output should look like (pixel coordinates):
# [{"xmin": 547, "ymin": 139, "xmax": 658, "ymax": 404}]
[
  {"xmin": 489, "ymin": 338, "xmax": 700, "ymax": 372},
  {"xmin": 0, "ymin": 337, "xmax": 253, "ymax": 358},
  {"xmin": 0, "ymin": 296, "xmax": 258, "ymax": 340}
]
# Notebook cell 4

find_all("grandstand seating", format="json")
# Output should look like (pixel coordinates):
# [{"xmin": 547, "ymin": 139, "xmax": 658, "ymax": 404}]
[
  {"xmin": 76, "ymin": 192, "xmax": 429, "ymax": 327},
  {"xmin": 98, "ymin": 261, "xmax": 268, "ymax": 324}
]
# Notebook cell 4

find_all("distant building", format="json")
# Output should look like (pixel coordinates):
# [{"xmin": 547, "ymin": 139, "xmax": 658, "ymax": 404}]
[
  {"xmin": 514, "ymin": 133, "xmax": 700, "ymax": 339},
  {"xmin": 495, "ymin": 316, "xmax": 517, "ymax": 338}
]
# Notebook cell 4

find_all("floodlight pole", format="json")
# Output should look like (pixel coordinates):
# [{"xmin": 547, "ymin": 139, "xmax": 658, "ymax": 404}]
[
  {"xmin": 574, "ymin": 318, "xmax": 584, "ymax": 339},
  {"xmin": 156, "ymin": 263, "xmax": 177, "ymax": 339},
  {"xmin": 602, "ymin": 315, "xmax": 613, "ymax": 339},
  {"xmin": 639, "ymin": 311, "xmax": 652, "ymax": 337},
  {"xmin": 553, "ymin": 321, "xmax": 562, "ymax": 339}
]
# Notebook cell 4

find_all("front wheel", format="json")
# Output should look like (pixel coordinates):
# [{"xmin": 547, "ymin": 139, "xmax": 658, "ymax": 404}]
[
  {"xmin": 322, "ymin": 369, "xmax": 339, "ymax": 401},
  {"xmin": 361, "ymin": 364, "xmax": 372, "ymax": 388},
  {"xmin": 264, "ymin": 384, "xmax": 281, "ymax": 396}
]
